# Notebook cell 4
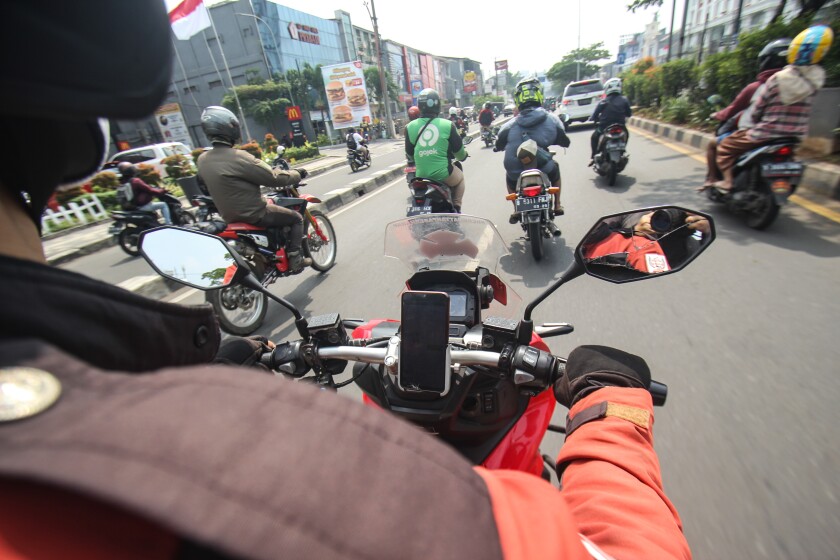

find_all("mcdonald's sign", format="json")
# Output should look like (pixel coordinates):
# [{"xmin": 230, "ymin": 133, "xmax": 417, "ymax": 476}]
[{"xmin": 285, "ymin": 105, "xmax": 303, "ymax": 121}]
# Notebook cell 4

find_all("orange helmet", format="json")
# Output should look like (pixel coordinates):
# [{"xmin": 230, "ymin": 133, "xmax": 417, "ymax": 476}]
[{"xmin": 408, "ymin": 106, "xmax": 421, "ymax": 121}]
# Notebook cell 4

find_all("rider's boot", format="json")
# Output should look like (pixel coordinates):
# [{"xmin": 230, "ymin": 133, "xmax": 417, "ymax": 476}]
[{"xmin": 288, "ymin": 250, "xmax": 312, "ymax": 273}]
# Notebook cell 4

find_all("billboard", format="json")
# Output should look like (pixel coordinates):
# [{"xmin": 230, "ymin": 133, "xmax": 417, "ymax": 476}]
[
  {"xmin": 464, "ymin": 71, "xmax": 477, "ymax": 94},
  {"xmin": 495, "ymin": 60, "xmax": 508, "ymax": 71},
  {"xmin": 154, "ymin": 103, "xmax": 192, "ymax": 148},
  {"xmin": 321, "ymin": 61, "xmax": 372, "ymax": 130}
]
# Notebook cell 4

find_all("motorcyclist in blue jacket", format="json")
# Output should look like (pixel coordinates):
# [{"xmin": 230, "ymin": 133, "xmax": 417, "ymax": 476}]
[{"xmin": 495, "ymin": 77, "xmax": 570, "ymax": 223}]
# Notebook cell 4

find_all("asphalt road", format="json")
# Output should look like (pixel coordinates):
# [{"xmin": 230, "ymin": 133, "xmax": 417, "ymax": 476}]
[{"xmin": 63, "ymin": 120, "xmax": 840, "ymax": 558}]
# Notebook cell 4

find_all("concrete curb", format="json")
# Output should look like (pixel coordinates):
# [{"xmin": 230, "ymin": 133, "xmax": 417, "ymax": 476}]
[{"xmin": 628, "ymin": 116, "xmax": 840, "ymax": 201}]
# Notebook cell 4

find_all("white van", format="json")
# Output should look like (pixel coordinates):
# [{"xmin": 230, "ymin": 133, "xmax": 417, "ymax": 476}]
[{"xmin": 109, "ymin": 142, "xmax": 193, "ymax": 178}]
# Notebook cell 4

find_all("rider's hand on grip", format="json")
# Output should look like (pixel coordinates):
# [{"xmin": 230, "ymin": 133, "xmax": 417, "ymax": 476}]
[
  {"xmin": 214, "ymin": 336, "xmax": 273, "ymax": 370},
  {"xmin": 553, "ymin": 345, "xmax": 651, "ymax": 409},
  {"xmin": 295, "ymin": 168, "xmax": 309, "ymax": 180}
]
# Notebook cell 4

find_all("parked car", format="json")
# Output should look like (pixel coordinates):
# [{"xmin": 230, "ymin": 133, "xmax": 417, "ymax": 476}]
[
  {"xmin": 503, "ymin": 103, "xmax": 516, "ymax": 117},
  {"xmin": 559, "ymin": 79, "xmax": 605, "ymax": 126},
  {"xmin": 108, "ymin": 142, "xmax": 193, "ymax": 179}
]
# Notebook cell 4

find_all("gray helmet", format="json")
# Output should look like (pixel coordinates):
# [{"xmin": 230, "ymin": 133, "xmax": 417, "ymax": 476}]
[
  {"xmin": 417, "ymin": 89, "xmax": 441, "ymax": 117},
  {"xmin": 201, "ymin": 106, "xmax": 241, "ymax": 145},
  {"xmin": 758, "ymin": 38, "xmax": 791, "ymax": 72},
  {"xmin": 117, "ymin": 162, "xmax": 136, "ymax": 178}
]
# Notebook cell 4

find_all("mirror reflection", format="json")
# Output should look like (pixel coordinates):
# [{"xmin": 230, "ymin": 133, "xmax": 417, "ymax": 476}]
[
  {"xmin": 578, "ymin": 207, "xmax": 714, "ymax": 283},
  {"xmin": 140, "ymin": 227, "xmax": 238, "ymax": 290}
]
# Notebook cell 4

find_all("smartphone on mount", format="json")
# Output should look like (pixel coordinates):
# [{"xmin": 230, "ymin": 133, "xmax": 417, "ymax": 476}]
[{"xmin": 398, "ymin": 291, "xmax": 451, "ymax": 395}]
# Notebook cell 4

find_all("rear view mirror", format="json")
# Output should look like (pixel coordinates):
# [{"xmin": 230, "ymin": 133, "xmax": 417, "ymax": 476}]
[
  {"xmin": 139, "ymin": 226, "xmax": 239, "ymax": 290},
  {"xmin": 576, "ymin": 206, "xmax": 715, "ymax": 284}
]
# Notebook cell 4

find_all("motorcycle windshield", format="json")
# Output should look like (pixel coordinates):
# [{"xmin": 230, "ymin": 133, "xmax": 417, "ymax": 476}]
[{"xmin": 384, "ymin": 214, "xmax": 522, "ymax": 317}]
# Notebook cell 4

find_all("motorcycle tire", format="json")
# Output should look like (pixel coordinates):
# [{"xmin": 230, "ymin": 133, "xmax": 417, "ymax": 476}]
[
  {"xmin": 118, "ymin": 226, "xmax": 143, "ymax": 257},
  {"xmin": 527, "ymin": 221, "xmax": 544, "ymax": 261},
  {"xmin": 607, "ymin": 162, "xmax": 618, "ymax": 186},
  {"xmin": 206, "ymin": 274, "xmax": 268, "ymax": 336},
  {"xmin": 350, "ymin": 161, "xmax": 359, "ymax": 172},
  {"xmin": 303, "ymin": 210, "xmax": 337, "ymax": 272},
  {"xmin": 178, "ymin": 212, "xmax": 196, "ymax": 226},
  {"xmin": 746, "ymin": 192, "xmax": 780, "ymax": 230}
]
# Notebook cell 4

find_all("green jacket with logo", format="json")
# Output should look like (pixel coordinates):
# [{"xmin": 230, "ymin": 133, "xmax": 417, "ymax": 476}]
[{"xmin": 405, "ymin": 117, "xmax": 467, "ymax": 182}]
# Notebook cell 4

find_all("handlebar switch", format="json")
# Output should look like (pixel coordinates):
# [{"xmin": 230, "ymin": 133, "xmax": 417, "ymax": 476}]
[
  {"xmin": 511, "ymin": 346, "xmax": 557, "ymax": 389},
  {"xmin": 268, "ymin": 341, "xmax": 309, "ymax": 377},
  {"xmin": 308, "ymin": 313, "xmax": 349, "ymax": 375}
]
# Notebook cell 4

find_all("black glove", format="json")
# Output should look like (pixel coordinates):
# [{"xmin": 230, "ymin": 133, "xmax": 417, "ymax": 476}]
[
  {"xmin": 553, "ymin": 345, "xmax": 651, "ymax": 408},
  {"xmin": 295, "ymin": 168, "xmax": 309, "ymax": 179},
  {"xmin": 214, "ymin": 336, "xmax": 272, "ymax": 369}
]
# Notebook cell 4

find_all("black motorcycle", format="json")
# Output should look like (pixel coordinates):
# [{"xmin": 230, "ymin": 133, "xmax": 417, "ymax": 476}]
[
  {"xmin": 508, "ymin": 169, "xmax": 561, "ymax": 260},
  {"xmin": 347, "ymin": 147, "xmax": 371, "ymax": 172},
  {"xmin": 481, "ymin": 126, "xmax": 499, "ymax": 148},
  {"xmin": 592, "ymin": 124, "xmax": 629, "ymax": 187},
  {"xmin": 706, "ymin": 138, "xmax": 801, "ymax": 230},
  {"xmin": 109, "ymin": 192, "xmax": 194, "ymax": 256},
  {"xmin": 406, "ymin": 161, "xmax": 463, "ymax": 216}
]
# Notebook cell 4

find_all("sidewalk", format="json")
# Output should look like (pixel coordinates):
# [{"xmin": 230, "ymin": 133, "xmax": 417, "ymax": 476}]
[{"xmin": 628, "ymin": 116, "xmax": 840, "ymax": 202}]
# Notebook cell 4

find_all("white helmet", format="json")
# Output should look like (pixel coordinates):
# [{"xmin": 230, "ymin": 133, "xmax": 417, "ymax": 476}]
[
  {"xmin": 604, "ymin": 78, "xmax": 622, "ymax": 96},
  {"xmin": 276, "ymin": 145, "xmax": 285, "ymax": 156},
  {"xmin": 449, "ymin": 107, "xmax": 458, "ymax": 115}
]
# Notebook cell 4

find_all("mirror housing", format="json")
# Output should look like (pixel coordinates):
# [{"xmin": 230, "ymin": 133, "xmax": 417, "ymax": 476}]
[{"xmin": 575, "ymin": 206, "xmax": 715, "ymax": 284}]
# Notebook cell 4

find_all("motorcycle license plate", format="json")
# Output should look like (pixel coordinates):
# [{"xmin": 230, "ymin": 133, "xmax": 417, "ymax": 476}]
[
  {"xmin": 407, "ymin": 205, "xmax": 432, "ymax": 216},
  {"xmin": 761, "ymin": 162, "xmax": 803, "ymax": 178},
  {"xmin": 606, "ymin": 141, "xmax": 625, "ymax": 150},
  {"xmin": 515, "ymin": 195, "xmax": 551, "ymax": 213}
]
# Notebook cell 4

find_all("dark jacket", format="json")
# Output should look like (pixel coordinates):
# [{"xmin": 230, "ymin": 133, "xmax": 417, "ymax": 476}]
[
  {"xmin": 714, "ymin": 68, "xmax": 782, "ymax": 124},
  {"xmin": 479, "ymin": 109, "xmax": 494, "ymax": 127},
  {"xmin": 197, "ymin": 145, "xmax": 301, "ymax": 223},
  {"xmin": 0, "ymin": 255, "xmax": 689, "ymax": 559},
  {"xmin": 130, "ymin": 177, "xmax": 166, "ymax": 207},
  {"xmin": 592, "ymin": 94, "xmax": 632, "ymax": 128},
  {"xmin": 495, "ymin": 107, "xmax": 570, "ymax": 180}
]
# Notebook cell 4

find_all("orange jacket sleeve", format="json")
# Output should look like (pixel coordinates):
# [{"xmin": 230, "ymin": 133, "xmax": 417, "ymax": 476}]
[{"xmin": 557, "ymin": 387, "xmax": 691, "ymax": 559}]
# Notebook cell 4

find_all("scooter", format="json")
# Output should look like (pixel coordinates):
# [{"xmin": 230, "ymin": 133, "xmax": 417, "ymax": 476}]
[
  {"xmin": 507, "ymin": 169, "xmax": 561, "ymax": 260},
  {"xmin": 347, "ymin": 146, "xmax": 371, "ymax": 172},
  {"xmin": 109, "ymin": 192, "xmax": 194, "ymax": 256},
  {"xmin": 139, "ymin": 207, "xmax": 715, "ymax": 479},
  {"xmin": 406, "ymin": 161, "xmax": 464, "ymax": 216},
  {"xmin": 592, "ymin": 124, "xmax": 629, "ymax": 187}
]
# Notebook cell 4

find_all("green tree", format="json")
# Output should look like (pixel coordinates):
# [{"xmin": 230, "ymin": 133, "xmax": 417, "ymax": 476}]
[
  {"xmin": 364, "ymin": 67, "xmax": 399, "ymax": 118},
  {"xmin": 222, "ymin": 79, "xmax": 292, "ymax": 133},
  {"xmin": 504, "ymin": 71, "xmax": 524, "ymax": 96},
  {"xmin": 546, "ymin": 42, "xmax": 612, "ymax": 91}
]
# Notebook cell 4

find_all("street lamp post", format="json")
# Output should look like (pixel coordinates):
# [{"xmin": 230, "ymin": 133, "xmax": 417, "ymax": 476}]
[
  {"xmin": 364, "ymin": 0, "xmax": 395, "ymax": 139},
  {"xmin": 235, "ymin": 12, "xmax": 295, "ymax": 105}
]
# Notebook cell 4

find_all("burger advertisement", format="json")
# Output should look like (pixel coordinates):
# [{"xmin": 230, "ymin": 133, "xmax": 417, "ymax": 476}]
[{"xmin": 321, "ymin": 61, "xmax": 372, "ymax": 129}]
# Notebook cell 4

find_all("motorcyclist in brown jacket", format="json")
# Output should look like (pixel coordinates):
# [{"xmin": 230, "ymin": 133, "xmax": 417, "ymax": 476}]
[
  {"xmin": 197, "ymin": 105, "xmax": 311, "ymax": 272},
  {"xmin": 0, "ymin": 2, "xmax": 689, "ymax": 559}
]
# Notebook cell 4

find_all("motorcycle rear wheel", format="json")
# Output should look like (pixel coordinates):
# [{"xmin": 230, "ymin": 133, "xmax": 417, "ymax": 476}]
[
  {"xmin": 745, "ymin": 193, "xmax": 780, "ymax": 230},
  {"xmin": 178, "ymin": 212, "xmax": 195, "ymax": 226},
  {"xmin": 527, "ymin": 221, "xmax": 544, "ymax": 261},
  {"xmin": 118, "ymin": 226, "xmax": 142, "ymax": 256},
  {"xmin": 207, "ymin": 282, "xmax": 267, "ymax": 335},
  {"xmin": 349, "ymin": 161, "xmax": 359, "ymax": 172},
  {"xmin": 304, "ymin": 210, "xmax": 337, "ymax": 272},
  {"xmin": 607, "ymin": 162, "xmax": 618, "ymax": 186}
]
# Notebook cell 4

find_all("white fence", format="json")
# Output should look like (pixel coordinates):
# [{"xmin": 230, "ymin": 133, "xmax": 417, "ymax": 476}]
[{"xmin": 41, "ymin": 194, "xmax": 108, "ymax": 234}]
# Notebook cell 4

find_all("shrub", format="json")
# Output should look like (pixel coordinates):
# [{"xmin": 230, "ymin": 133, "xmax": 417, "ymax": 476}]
[
  {"xmin": 659, "ymin": 95, "xmax": 693, "ymax": 124},
  {"xmin": 284, "ymin": 143, "xmax": 320, "ymax": 162},
  {"xmin": 137, "ymin": 163, "xmax": 162, "ymax": 186},
  {"xmin": 90, "ymin": 171, "xmax": 120, "ymax": 191},
  {"xmin": 160, "ymin": 154, "xmax": 194, "ymax": 179},
  {"xmin": 54, "ymin": 186, "xmax": 86, "ymax": 205},
  {"xmin": 264, "ymin": 133, "xmax": 279, "ymax": 154},
  {"xmin": 192, "ymin": 147, "xmax": 208, "ymax": 161},
  {"xmin": 236, "ymin": 141, "xmax": 263, "ymax": 159},
  {"xmin": 660, "ymin": 59, "xmax": 697, "ymax": 99},
  {"xmin": 315, "ymin": 134, "xmax": 331, "ymax": 146}
]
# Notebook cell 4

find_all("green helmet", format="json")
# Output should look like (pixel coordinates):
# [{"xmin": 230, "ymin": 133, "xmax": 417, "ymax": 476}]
[
  {"xmin": 514, "ymin": 77, "xmax": 544, "ymax": 110},
  {"xmin": 417, "ymin": 88, "xmax": 441, "ymax": 117}
]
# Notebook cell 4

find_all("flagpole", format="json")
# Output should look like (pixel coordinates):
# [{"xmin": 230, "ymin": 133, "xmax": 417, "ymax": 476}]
[
  {"xmin": 206, "ymin": 6, "xmax": 252, "ymax": 141},
  {"xmin": 169, "ymin": 37, "xmax": 200, "ymax": 147}
]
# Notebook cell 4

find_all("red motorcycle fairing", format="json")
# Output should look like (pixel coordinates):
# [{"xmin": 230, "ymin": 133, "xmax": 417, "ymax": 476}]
[{"xmin": 353, "ymin": 320, "xmax": 555, "ymax": 474}]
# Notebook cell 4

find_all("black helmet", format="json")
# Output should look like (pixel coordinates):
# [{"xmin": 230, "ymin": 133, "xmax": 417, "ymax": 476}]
[
  {"xmin": 758, "ymin": 39, "xmax": 791, "ymax": 72},
  {"xmin": 417, "ymin": 89, "xmax": 441, "ymax": 117},
  {"xmin": 0, "ymin": 0, "xmax": 172, "ymax": 226},
  {"xmin": 202, "ymin": 106, "xmax": 241, "ymax": 145},
  {"xmin": 117, "ymin": 162, "xmax": 136, "ymax": 179}
]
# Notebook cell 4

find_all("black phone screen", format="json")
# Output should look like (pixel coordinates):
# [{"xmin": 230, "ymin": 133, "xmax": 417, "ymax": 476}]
[{"xmin": 400, "ymin": 291, "xmax": 450, "ymax": 392}]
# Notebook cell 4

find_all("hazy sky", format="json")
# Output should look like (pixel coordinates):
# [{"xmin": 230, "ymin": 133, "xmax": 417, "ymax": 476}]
[{"xmin": 256, "ymin": 0, "xmax": 679, "ymax": 77}]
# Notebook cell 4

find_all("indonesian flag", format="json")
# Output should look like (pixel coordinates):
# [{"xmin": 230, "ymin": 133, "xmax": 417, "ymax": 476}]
[{"xmin": 167, "ymin": 0, "xmax": 211, "ymax": 40}]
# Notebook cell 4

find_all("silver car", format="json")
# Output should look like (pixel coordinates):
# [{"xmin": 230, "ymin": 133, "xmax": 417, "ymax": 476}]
[{"xmin": 559, "ymin": 79, "xmax": 605, "ymax": 126}]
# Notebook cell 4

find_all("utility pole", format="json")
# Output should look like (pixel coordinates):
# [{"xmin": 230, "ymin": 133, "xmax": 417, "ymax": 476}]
[
  {"xmin": 733, "ymin": 0, "xmax": 745, "ymax": 46},
  {"xmin": 365, "ymin": 0, "xmax": 395, "ymax": 139},
  {"xmin": 678, "ymin": 0, "xmax": 689, "ymax": 59},
  {"xmin": 667, "ymin": 0, "xmax": 676, "ymax": 62},
  {"xmin": 576, "ymin": 0, "xmax": 581, "ymax": 81}
]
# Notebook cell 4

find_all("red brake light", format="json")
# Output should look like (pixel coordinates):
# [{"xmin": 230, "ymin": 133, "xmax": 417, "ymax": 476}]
[
  {"xmin": 404, "ymin": 166, "xmax": 416, "ymax": 173},
  {"xmin": 608, "ymin": 125, "xmax": 624, "ymax": 134},
  {"xmin": 600, "ymin": 93, "xmax": 606, "ymax": 100},
  {"xmin": 562, "ymin": 99, "xmax": 570, "ymax": 105},
  {"xmin": 776, "ymin": 146, "xmax": 793, "ymax": 157},
  {"xmin": 522, "ymin": 186, "xmax": 543, "ymax": 197}
]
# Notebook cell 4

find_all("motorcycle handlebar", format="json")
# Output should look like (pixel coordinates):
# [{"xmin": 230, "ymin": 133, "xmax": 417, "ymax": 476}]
[{"xmin": 275, "ymin": 344, "xmax": 667, "ymax": 405}]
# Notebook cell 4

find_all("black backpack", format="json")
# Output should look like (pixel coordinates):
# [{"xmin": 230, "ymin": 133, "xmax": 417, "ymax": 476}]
[{"xmin": 346, "ymin": 133, "xmax": 357, "ymax": 150}]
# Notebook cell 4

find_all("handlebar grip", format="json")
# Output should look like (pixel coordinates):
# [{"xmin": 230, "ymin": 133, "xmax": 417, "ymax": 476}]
[{"xmin": 649, "ymin": 380, "xmax": 667, "ymax": 406}]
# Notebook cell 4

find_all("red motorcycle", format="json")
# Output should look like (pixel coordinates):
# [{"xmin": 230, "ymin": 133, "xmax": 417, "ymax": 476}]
[
  {"xmin": 198, "ymin": 182, "xmax": 337, "ymax": 335},
  {"xmin": 139, "ymin": 208, "xmax": 715, "ymax": 477}
]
